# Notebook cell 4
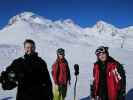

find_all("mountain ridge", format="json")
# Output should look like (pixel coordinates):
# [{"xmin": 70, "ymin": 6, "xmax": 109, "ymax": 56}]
[{"xmin": 0, "ymin": 12, "xmax": 133, "ymax": 49}]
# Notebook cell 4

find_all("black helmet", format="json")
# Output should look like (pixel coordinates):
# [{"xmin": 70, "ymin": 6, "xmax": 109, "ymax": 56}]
[
  {"xmin": 57, "ymin": 48, "xmax": 65, "ymax": 55},
  {"xmin": 95, "ymin": 46, "xmax": 109, "ymax": 55}
]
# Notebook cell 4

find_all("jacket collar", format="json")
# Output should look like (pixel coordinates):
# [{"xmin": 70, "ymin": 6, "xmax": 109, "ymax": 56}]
[{"xmin": 24, "ymin": 52, "xmax": 38, "ymax": 59}]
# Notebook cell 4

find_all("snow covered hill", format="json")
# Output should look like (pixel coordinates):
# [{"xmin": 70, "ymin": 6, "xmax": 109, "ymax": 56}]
[
  {"xmin": 0, "ymin": 11, "xmax": 133, "ymax": 49},
  {"xmin": 0, "ymin": 12, "xmax": 133, "ymax": 100}
]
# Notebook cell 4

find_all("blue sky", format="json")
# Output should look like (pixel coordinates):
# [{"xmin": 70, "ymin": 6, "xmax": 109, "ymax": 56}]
[{"xmin": 0, "ymin": 0, "xmax": 133, "ymax": 29}]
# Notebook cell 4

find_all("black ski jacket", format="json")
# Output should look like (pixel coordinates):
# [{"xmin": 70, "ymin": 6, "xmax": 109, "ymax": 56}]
[{"xmin": 1, "ymin": 53, "xmax": 53, "ymax": 100}]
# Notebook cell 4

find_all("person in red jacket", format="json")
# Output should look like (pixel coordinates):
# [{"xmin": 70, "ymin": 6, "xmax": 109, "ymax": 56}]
[
  {"xmin": 91, "ymin": 46, "xmax": 126, "ymax": 100},
  {"xmin": 52, "ymin": 48, "xmax": 71, "ymax": 100}
]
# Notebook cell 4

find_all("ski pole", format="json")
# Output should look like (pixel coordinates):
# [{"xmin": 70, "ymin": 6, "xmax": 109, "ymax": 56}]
[
  {"xmin": 74, "ymin": 76, "xmax": 77, "ymax": 100},
  {"xmin": 74, "ymin": 64, "xmax": 79, "ymax": 100}
]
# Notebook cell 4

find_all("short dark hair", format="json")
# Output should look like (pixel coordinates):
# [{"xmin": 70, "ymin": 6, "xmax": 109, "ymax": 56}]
[{"xmin": 24, "ymin": 39, "xmax": 35, "ymax": 47}]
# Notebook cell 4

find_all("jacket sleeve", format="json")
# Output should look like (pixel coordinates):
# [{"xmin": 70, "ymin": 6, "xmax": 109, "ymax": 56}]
[
  {"xmin": 5, "ymin": 59, "xmax": 21, "ymax": 81},
  {"xmin": 67, "ymin": 63, "xmax": 71, "ymax": 82},
  {"xmin": 41, "ymin": 59, "xmax": 53, "ymax": 100},
  {"xmin": 51, "ymin": 62, "xmax": 58, "ymax": 85},
  {"xmin": 93, "ymin": 64, "xmax": 100, "ymax": 97},
  {"xmin": 6, "ymin": 59, "xmax": 18, "ymax": 74},
  {"xmin": 117, "ymin": 64, "xmax": 126, "ymax": 99},
  {"xmin": 65, "ymin": 60, "xmax": 71, "ymax": 82}
]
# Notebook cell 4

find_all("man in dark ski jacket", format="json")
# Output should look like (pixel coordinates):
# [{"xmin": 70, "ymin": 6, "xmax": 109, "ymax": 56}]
[
  {"xmin": 91, "ymin": 46, "xmax": 126, "ymax": 100},
  {"xmin": 52, "ymin": 48, "xmax": 71, "ymax": 100},
  {"xmin": 0, "ymin": 39, "xmax": 53, "ymax": 100}
]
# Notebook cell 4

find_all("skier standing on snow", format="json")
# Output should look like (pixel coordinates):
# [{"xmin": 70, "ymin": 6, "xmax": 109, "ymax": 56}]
[
  {"xmin": 91, "ymin": 46, "xmax": 126, "ymax": 100},
  {"xmin": 52, "ymin": 48, "xmax": 71, "ymax": 100},
  {"xmin": 0, "ymin": 39, "xmax": 53, "ymax": 100}
]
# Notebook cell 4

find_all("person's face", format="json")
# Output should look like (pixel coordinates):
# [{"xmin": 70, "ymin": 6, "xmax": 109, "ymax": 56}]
[
  {"xmin": 24, "ymin": 43, "xmax": 35, "ymax": 55},
  {"xmin": 58, "ymin": 54, "xmax": 65, "ymax": 59},
  {"xmin": 98, "ymin": 52, "xmax": 108, "ymax": 62}
]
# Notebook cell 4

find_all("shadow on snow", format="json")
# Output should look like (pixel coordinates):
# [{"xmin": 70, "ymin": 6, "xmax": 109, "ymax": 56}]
[{"xmin": 80, "ymin": 88, "xmax": 133, "ymax": 100}]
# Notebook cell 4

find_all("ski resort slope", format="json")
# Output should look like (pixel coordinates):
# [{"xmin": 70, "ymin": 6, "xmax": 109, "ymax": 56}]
[
  {"xmin": 0, "ymin": 44, "xmax": 133, "ymax": 100},
  {"xmin": 0, "ymin": 12, "xmax": 133, "ymax": 100}
]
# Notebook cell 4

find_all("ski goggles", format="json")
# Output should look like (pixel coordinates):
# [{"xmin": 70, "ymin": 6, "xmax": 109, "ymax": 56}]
[
  {"xmin": 57, "ymin": 52, "xmax": 65, "ymax": 55},
  {"xmin": 95, "ymin": 46, "xmax": 108, "ymax": 55}
]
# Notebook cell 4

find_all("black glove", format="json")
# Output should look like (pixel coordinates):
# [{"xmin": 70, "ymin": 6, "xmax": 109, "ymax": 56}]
[
  {"xmin": 1, "ymin": 71, "xmax": 17, "ymax": 90},
  {"xmin": 74, "ymin": 64, "xmax": 79, "ymax": 76}
]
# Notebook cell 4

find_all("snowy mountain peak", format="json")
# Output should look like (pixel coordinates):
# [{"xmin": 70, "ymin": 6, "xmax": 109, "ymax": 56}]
[
  {"xmin": 96, "ymin": 20, "xmax": 108, "ymax": 25},
  {"xmin": 92, "ymin": 20, "xmax": 117, "ymax": 34},
  {"xmin": 8, "ymin": 12, "xmax": 36, "ymax": 25},
  {"xmin": 95, "ymin": 20, "xmax": 115, "ymax": 29},
  {"xmin": 63, "ymin": 19, "xmax": 75, "ymax": 24},
  {"xmin": 6, "ymin": 12, "xmax": 53, "ymax": 28},
  {"xmin": 17, "ymin": 11, "xmax": 36, "ymax": 19}
]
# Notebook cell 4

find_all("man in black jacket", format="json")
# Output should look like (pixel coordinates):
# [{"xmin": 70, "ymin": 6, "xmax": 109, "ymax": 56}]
[{"xmin": 0, "ymin": 39, "xmax": 53, "ymax": 100}]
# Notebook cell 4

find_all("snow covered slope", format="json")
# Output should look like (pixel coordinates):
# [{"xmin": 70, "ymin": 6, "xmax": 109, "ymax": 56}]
[
  {"xmin": 0, "ymin": 12, "xmax": 133, "ymax": 100},
  {"xmin": 0, "ymin": 12, "xmax": 133, "ymax": 48}
]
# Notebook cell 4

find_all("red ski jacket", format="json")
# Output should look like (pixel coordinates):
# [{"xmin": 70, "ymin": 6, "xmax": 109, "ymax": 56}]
[
  {"xmin": 93, "ymin": 58, "xmax": 122, "ymax": 100},
  {"xmin": 52, "ymin": 59, "xmax": 71, "ymax": 86}
]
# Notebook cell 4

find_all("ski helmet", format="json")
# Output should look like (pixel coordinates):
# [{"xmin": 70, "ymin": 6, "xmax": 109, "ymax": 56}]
[
  {"xmin": 95, "ymin": 46, "xmax": 109, "ymax": 55},
  {"xmin": 57, "ymin": 48, "xmax": 65, "ymax": 55}
]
